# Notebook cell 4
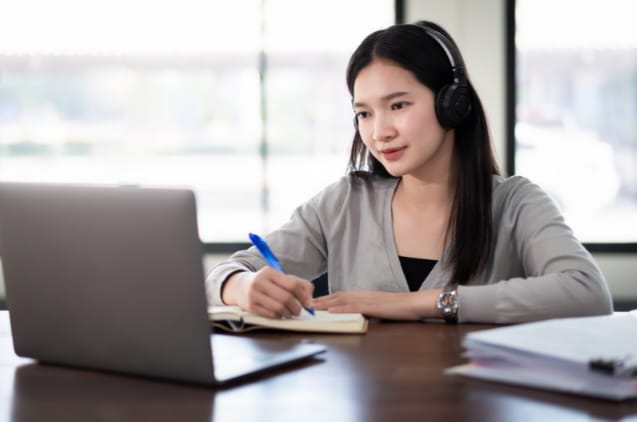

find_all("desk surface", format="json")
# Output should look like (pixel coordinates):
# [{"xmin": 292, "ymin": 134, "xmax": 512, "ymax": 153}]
[{"xmin": 1, "ymin": 312, "xmax": 636, "ymax": 422}]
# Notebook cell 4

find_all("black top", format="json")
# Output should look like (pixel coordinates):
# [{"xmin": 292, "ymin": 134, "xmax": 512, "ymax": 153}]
[{"xmin": 399, "ymin": 256, "xmax": 438, "ymax": 292}]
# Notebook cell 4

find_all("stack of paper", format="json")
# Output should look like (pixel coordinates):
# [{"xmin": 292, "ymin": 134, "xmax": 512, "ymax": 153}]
[{"xmin": 446, "ymin": 311, "xmax": 637, "ymax": 400}]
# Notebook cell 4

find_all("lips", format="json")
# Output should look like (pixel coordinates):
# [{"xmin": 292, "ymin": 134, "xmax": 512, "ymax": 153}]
[{"xmin": 379, "ymin": 146, "xmax": 406, "ymax": 160}]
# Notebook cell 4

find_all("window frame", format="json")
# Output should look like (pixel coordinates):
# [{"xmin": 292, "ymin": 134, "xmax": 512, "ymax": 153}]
[{"xmin": 204, "ymin": 0, "xmax": 404, "ymax": 254}]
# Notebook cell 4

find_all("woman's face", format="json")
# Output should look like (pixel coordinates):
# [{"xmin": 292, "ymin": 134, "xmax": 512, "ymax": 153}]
[{"xmin": 353, "ymin": 59, "xmax": 453, "ymax": 180}]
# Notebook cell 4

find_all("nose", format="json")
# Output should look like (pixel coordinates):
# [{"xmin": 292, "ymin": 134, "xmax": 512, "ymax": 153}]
[{"xmin": 372, "ymin": 113, "xmax": 397, "ymax": 143}]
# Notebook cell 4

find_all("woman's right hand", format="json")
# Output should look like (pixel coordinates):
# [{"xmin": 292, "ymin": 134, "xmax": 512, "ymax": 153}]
[{"xmin": 220, "ymin": 267, "xmax": 315, "ymax": 319}]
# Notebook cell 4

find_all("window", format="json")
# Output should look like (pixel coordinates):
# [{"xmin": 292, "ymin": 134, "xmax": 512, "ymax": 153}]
[
  {"xmin": 0, "ymin": 0, "xmax": 396, "ymax": 243},
  {"xmin": 510, "ymin": 0, "xmax": 637, "ymax": 247}
]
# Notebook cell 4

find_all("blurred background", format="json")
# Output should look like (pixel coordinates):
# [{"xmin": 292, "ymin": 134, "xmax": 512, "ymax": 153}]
[
  {"xmin": 0, "ymin": 0, "xmax": 394, "ymax": 242},
  {"xmin": 0, "ymin": 0, "xmax": 635, "ymax": 308}
]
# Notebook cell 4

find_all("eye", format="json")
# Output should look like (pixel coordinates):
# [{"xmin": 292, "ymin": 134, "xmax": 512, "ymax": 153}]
[
  {"xmin": 355, "ymin": 111, "xmax": 370, "ymax": 120},
  {"xmin": 391, "ymin": 101, "xmax": 409, "ymax": 110}
]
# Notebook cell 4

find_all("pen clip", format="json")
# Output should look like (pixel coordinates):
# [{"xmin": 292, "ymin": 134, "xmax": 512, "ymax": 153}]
[{"xmin": 589, "ymin": 356, "xmax": 637, "ymax": 378}]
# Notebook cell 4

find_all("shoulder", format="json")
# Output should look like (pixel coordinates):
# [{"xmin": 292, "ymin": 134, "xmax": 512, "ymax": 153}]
[
  {"xmin": 493, "ymin": 174, "xmax": 554, "ymax": 204},
  {"xmin": 297, "ymin": 173, "xmax": 398, "ymax": 227},
  {"xmin": 492, "ymin": 174, "xmax": 563, "ymax": 224},
  {"xmin": 494, "ymin": 174, "xmax": 539, "ymax": 194},
  {"xmin": 311, "ymin": 172, "xmax": 398, "ymax": 205}
]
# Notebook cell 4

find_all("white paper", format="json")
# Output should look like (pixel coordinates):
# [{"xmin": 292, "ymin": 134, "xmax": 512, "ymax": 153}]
[
  {"xmin": 447, "ymin": 311, "xmax": 637, "ymax": 400},
  {"xmin": 463, "ymin": 311, "xmax": 637, "ymax": 376}
]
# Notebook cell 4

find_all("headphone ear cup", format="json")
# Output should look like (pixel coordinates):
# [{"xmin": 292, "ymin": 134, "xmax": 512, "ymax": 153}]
[
  {"xmin": 435, "ymin": 84, "xmax": 452, "ymax": 128},
  {"xmin": 435, "ymin": 83, "xmax": 472, "ymax": 129}
]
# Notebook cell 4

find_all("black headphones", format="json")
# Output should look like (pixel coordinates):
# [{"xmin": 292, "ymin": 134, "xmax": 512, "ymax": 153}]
[{"xmin": 419, "ymin": 24, "xmax": 472, "ymax": 129}]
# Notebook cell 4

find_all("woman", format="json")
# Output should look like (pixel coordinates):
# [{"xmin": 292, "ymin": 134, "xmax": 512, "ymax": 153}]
[{"xmin": 206, "ymin": 21, "xmax": 613, "ymax": 324}]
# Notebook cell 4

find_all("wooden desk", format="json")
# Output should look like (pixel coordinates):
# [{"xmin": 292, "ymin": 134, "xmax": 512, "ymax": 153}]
[{"xmin": 1, "ymin": 312, "xmax": 636, "ymax": 422}]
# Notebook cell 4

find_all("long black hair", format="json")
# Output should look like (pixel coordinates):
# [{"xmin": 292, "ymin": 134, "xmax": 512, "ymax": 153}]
[{"xmin": 346, "ymin": 20, "xmax": 500, "ymax": 285}]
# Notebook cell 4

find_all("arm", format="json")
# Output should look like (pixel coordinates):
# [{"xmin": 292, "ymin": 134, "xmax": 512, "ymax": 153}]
[
  {"xmin": 458, "ymin": 177, "xmax": 613, "ymax": 323},
  {"xmin": 315, "ymin": 177, "xmax": 613, "ymax": 324},
  {"xmin": 313, "ymin": 289, "xmax": 444, "ymax": 320},
  {"xmin": 205, "ymin": 181, "xmax": 334, "ymax": 316}
]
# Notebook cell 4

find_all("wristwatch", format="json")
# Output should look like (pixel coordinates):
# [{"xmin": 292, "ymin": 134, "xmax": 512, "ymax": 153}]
[{"xmin": 436, "ymin": 288, "xmax": 459, "ymax": 324}]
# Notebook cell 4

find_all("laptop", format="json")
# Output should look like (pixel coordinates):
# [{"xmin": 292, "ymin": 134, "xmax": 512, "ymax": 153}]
[{"xmin": 0, "ymin": 182, "xmax": 325, "ymax": 386}]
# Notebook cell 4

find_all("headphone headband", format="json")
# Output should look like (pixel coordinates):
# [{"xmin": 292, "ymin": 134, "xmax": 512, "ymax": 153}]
[
  {"xmin": 416, "ymin": 23, "xmax": 472, "ymax": 128},
  {"xmin": 417, "ymin": 25, "xmax": 467, "ymax": 86}
]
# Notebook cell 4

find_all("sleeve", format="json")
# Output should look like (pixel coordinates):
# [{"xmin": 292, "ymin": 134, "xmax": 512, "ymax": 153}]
[
  {"xmin": 457, "ymin": 177, "xmax": 614, "ymax": 324},
  {"xmin": 205, "ymin": 180, "xmax": 342, "ymax": 306}
]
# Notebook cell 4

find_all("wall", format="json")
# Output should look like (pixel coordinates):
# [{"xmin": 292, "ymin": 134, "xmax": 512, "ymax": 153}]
[{"xmin": 405, "ymin": 0, "xmax": 636, "ymax": 305}]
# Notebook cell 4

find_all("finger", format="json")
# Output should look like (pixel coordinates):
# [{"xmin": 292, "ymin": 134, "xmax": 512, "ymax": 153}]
[
  {"xmin": 250, "ymin": 289, "xmax": 295, "ymax": 319},
  {"xmin": 313, "ymin": 302, "xmax": 328, "ymax": 310},
  {"xmin": 312, "ymin": 296, "xmax": 334, "ymax": 310},
  {"xmin": 265, "ymin": 283, "xmax": 304, "ymax": 317},
  {"xmin": 313, "ymin": 292, "xmax": 346, "ymax": 307},
  {"xmin": 327, "ymin": 304, "xmax": 363, "ymax": 314},
  {"xmin": 249, "ymin": 302, "xmax": 279, "ymax": 319},
  {"xmin": 246, "ymin": 273, "xmax": 294, "ymax": 318},
  {"xmin": 313, "ymin": 293, "xmax": 362, "ymax": 313},
  {"xmin": 252, "ymin": 273, "xmax": 304, "ymax": 317},
  {"xmin": 253, "ymin": 268, "xmax": 316, "ymax": 316},
  {"xmin": 292, "ymin": 279, "xmax": 315, "ymax": 309},
  {"xmin": 274, "ymin": 274, "xmax": 314, "ymax": 302},
  {"xmin": 264, "ymin": 273, "xmax": 314, "ymax": 314}
]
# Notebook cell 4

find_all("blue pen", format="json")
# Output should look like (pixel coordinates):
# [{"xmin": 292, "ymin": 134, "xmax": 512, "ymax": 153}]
[{"xmin": 248, "ymin": 232, "xmax": 315, "ymax": 316}]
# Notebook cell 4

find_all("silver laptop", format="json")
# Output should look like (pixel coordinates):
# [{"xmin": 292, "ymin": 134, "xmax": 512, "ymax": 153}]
[{"xmin": 0, "ymin": 182, "xmax": 325, "ymax": 386}]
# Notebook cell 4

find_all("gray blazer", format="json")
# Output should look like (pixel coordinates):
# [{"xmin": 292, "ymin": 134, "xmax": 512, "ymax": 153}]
[{"xmin": 206, "ymin": 174, "xmax": 613, "ymax": 324}]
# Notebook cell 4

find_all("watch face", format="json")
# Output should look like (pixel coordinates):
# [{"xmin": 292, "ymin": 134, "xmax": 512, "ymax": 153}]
[
  {"xmin": 441, "ymin": 293, "xmax": 455, "ymax": 307},
  {"xmin": 437, "ymin": 290, "xmax": 458, "ymax": 322}
]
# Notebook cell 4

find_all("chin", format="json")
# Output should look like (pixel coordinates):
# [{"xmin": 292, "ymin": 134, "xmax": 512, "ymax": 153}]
[{"xmin": 382, "ymin": 165, "xmax": 407, "ymax": 178}]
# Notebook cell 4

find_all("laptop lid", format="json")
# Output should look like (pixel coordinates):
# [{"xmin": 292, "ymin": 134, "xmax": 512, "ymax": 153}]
[{"xmin": 0, "ymin": 182, "xmax": 324, "ymax": 386}]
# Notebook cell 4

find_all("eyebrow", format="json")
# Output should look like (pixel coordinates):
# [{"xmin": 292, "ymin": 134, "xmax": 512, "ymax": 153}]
[{"xmin": 352, "ymin": 91, "xmax": 410, "ymax": 108}]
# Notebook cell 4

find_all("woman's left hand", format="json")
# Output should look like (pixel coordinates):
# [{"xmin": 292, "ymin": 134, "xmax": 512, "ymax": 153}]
[{"xmin": 313, "ymin": 289, "xmax": 442, "ymax": 320}]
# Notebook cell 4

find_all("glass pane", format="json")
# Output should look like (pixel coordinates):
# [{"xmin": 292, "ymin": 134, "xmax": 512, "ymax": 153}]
[
  {"xmin": 515, "ymin": 0, "xmax": 637, "ymax": 243},
  {"xmin": 0, "ymin": 0, "xmax": 394, "ymax": 242},
  {"xmin": 263, "ymin": 0, "xmax": 395, "ymax": 230}
]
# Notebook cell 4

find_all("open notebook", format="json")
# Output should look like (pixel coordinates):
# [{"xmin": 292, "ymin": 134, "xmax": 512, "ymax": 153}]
[{"xmin": 210, "ymin": 306, "xmax": 368, "ymax": 334}]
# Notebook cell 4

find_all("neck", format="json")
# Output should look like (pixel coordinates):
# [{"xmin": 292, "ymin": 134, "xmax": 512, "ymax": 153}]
[
  {"xmin": 391, "ymin": 166, "xmax": 455, "ymax": 260},
  {"xmin": 397, "ymin": 169, "xmax": 454, "ymax": 209},
  {"xmin": 398, "ymin": 129, "xmax": 456, "ymax": 208}
]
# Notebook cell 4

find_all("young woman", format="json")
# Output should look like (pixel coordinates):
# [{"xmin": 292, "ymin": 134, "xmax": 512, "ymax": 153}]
[{"xmin": 206, "ymin": 21, "xmax": 613, "ymax": 324}]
